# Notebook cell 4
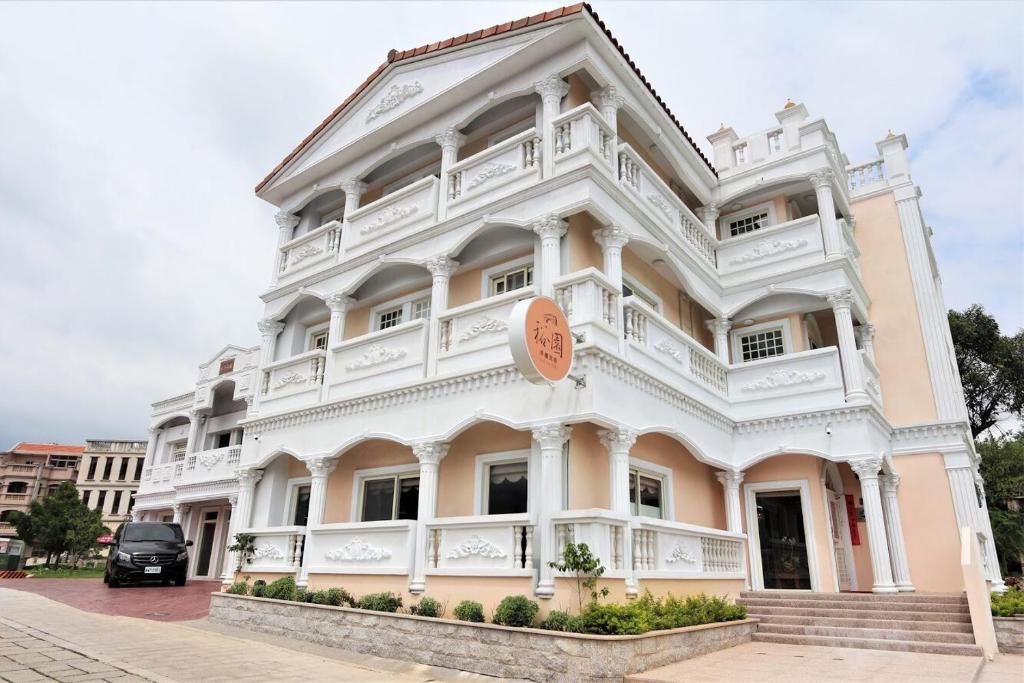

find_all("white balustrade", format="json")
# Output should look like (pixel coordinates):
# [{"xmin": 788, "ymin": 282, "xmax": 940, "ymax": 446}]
[
  {"xmin": 426, "ymin": 514, "xmax": 534, "ymax": 575},
  {"xmin": 847, "ymin": 159, "xmax": 886, "ymax": 192},
  {"xmin": 303, "ymin": 520, "xmax": 415, "ymax": 575},
  {"xmin": 436, "ymin": 289, "xmax": 535, "ymax": 374},
  {"xmin": 179, "ymin": 445, "xmax": 242, "ymax": 485},
  {"xmin": 278, "ymin": 221, "xmax": 342, "ymax": 277},
  {"xmin": 345, "ymin": 176, "xmax": 439, "ymax": 250},
  {"xmin": 550, "ymin": 104, "xmax": 616, "ymax": 174},
  {"xmin": 633, "ymin": 518, "xmax": 745, "ymax": 577},
  {"xmin": 553, "ymin": 268, "xmax": 619, "ymax": 329},
  {"xmin": 727, "ymin": 347, "xmax": 846, "ymax": 418},
  {"xmin": 860, "ymin": 349, "xmax": 883, "ymax": 407},
  {"xmin": 260, "ymin": 350, "xmax": 327, "ymax": 401},
  {"xmin": 716, "ymin": 215, "xmax": 824, "ymax": 279},
  {"xmin": 445, "ymin": 128, "xmax": 542, "ymax": 216},
  {"xmin": 551, "ymin": 509, "xmax": 632, "ymax": 576},
  {"xmin": 244, "ymin": 527, "xmax": 306, "ymax": 573},
  {"xmin": 327, "ymin": 319, "xmax": 427, "ymax": 397}
]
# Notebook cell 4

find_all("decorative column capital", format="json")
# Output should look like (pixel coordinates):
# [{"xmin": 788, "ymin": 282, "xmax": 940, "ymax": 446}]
[
  {"xmin": 531, "ymin": 423, "xmax": 572, "ymax": 450},
  {"xmin": 325, "ymin": 293, "xmax": 356, "ymax": 313},
  {"xmin": 593, "ymin": 85, "xmax": 625, "ymax": 112},
  {"xmin": 715, "ymin": 470, "xmax": 745, "ymax": 490},
  {"xmin": 706, "ymin": 317, "xmax": 733, "ymax": 336},
  {"xmin": 826, "ymin": 289, "xmax": 855, "ymax": 310},
  {"xmin": 532, "ymin": 214, "xmax": 568, "ymax": 240},
  {"xmin": 306, "ymin": 457, "xmax": 337, "ymax": 478},
  {"xmin": 341, "ymin": 177, "xmax": 368, "ymax": 198},
  {"xmin": 850, "ymin": 457, "xmax": 884, "ymax": 481},
  {"xmin": 593, "ymin": 226, "xmax": 629, "ymax": 251},
  {"xmin": 434, "ymin": 126, "xmax": 466, "ymax": 151},
  {"xmin": 857, "ymin": 323, "xmax": 876, "ymax": 342},
  {"xmin": 257, "ymin": 318, "xmax": 285, "ymax": 336},
  {"xmin": 697, "ymin": 203, "xmax": 720, "ymax": 223},
  {"xmin": 597, "ymin": 427, "xmax": 637, "ymax": 453},
  {"xmin": 809, "ymin": 169, "xmax": 835, "ymax": 191},
  {"xmin": 534, "ymin": 74, "xmax": 569, "ymax": 104},
  {"xmin": 424, "ymin": 255, "xmax": 460, "ymax": 278},
  {"xmin": 412, "ymin": 442, "xmax": 449, "ymax": 466},
  {"xmin": 880, "ymin": 472, "xmax": 901, "ymax": 494},
  {"xmin": 236, "ymin": 468, "xmax": 263, "ymax": 486},
  {"xmin": 227, "ymin": 494, "xmax": 239, "ymax": 507},
  {"xmin": 274, "ymin": 211, "xmax": 300, "ymax": 230}
]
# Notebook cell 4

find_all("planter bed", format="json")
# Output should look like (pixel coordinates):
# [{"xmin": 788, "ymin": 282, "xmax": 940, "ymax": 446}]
[{"xmin": 209, "ymin": 593, "xmax": 757, "ymax": 682}]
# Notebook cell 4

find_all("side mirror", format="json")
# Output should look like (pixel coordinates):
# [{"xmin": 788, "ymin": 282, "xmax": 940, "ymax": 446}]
[{"xmin": 185, "ymin": 540, "xmax": 194, "ymax": 547}]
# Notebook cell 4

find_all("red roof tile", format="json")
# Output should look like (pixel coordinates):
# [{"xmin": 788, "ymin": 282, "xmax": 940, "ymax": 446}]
[
  {"xmin": 9, "ymin": 442, "xmax": 85, "ymax": 455},
  {"xmin": 255, "ymin": 3, "xmax": 714, "ymax": 194}
]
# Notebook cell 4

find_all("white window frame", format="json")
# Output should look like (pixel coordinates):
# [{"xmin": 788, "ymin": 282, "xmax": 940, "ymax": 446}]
[
  {"xmin": 743, "ymin": 478, "xmax": 821, "ymax": 591},
  {"xmin": 369, "ymin": 288, "xmax": 432, "ymax": 332},
  {"xmin": 767, "ymin": 129, "xmax": 784, "ymax": 154},
  {"xmin": 283, "ymin": 476, "xmax": 312, "ymax": 527},
  {"xmin": 621, "ymin": 275, "xmax": 662, "ymax": 313},
  {"xmin": 719, "ymin": 201, "xmax": 777, "ymax": 239},
  {"xmin": 731, "ymin": 318, "xmax": 793, "ymax": 363},
  {"xmin": 480, "ymin": 255, "xmax": 535, "ymax": 299},
  {"xmin": 474, "ymin": 449, "xmax": 531, "ymax": 516},
  {"xmin": 628, "ymin": 456, "xmax": 674, "ymax": 521},
  {"xmin": 733, "ymin": 143, "xmax": 748, "ymax": 166},
  {"xmin": 351, "ymin": 463, "xmax": 420, "ymax": 522},
  {"xmin": 305, "ymin": 323, "xmax": 329, "ymax": 351}
]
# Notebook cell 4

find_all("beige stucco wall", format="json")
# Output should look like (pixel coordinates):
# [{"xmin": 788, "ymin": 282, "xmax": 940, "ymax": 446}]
[
  {"xmin": 564, "ymin": 73, "xmax": 590, "ymax": 110},
  {"xmin": 853, "ymin": 192, "xmax": 938, "ymax": 425},
  {"xmin": 323, "ymin": 440, "xmax": 417, "ymax": 524},
  {"xmin": 566, "ymin": 213, "xmax": 605, "ymax": 273},
  {"xmin": 895, "ymin": 453, "xmax": 964, "ymax": 592},
  {"xmin": 437, "ymin": 422, "xmax": 531, "ymax": 518},
  {"xmin": 632, "ymin": 433, "xmax": 726, "ymax": 529},
  {"xmin": 447, "ymin": 250, "xmax": 532, "ymax": 309}
]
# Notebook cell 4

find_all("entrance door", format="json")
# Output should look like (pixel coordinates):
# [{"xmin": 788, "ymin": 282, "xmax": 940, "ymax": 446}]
[
  {"xmin": 194, "ymin": 510, "xmax": 219, "ymax": 578},
  {"xmin": 828, "ymin": 491, "xmax": 854, "ymax": 591},
  {"xmin": 755, "ymin": 491, "xmax": 811, "ymax": 589}
]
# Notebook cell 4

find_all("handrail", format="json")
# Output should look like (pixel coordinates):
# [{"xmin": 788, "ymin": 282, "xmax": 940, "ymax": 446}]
[
  {"xmin": 346, "ymin": 174, "xmax": 437, "ymax": 223},
  {"xmin": 634, "ymin": 516, "xmax": 746, "ymax": 541},
  {"xmin": 447, "ymin": 127, "xmax": 539, "ymax": 175},
  {"xmin": 280, "ymin": 219, "xmax": 343, "ymax": 252},
  {"xmin": 261, "ymin": 348, "xmax": 327, "ymax": 373},
  {"xmin": 331, "ymin": 317, "xmax": 426, "ymax": 351},
  {"xmin": 550, "ymin": 102, "xmax": 613, "ymax": 135}
]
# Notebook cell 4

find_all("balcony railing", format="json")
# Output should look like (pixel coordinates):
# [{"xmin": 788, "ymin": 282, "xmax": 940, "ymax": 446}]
[
  {"xmin": 180, "ymin": 445, "xmax": 241, "ymax": 485},
  {"xmin": 727, "ymin": 347, "xmax": 845, "ymax": 419},
  {"xmin": 260, "ymin": 350, "xmax": 326, "ymax": 402},
  {"xmin": 326, "ymin": 319, "xmax": 428, "ymax": 398},
  {"xmin": 345, "ymin": 176, "xmax": 440, "ymax": 251},
  {"xmin": 244, "ymin": 527, "xmax": 306, "ymax": 573},
  {"xmin": 445, "ymin": 128, "xmax": 541, "ymax": 218},
  {"xmin": 847, "ymin": 158, "xmax": 886, "ymax": 192},
  {"xmin": 303, "ymin": 519, "xmax": 415, "ymax": 575},
  {"xmin": 7, "ymin": 464, "xmax": 38, "ymax": 474},
  {"xmin": 426, "ymin": 514, "xmax": 534, "ymax": 575},
  {"xmin": 437, "ymin": 288, "xmax": 535, "ymax": 374},
  {"xmin": 632, "ymin": 518, "xmax": 745, "ymax": 578},
  {"xmin": 0, "ymin": 493, "xmax": 29, "ymax": 503},
  {"xmin": 716, "ymin": 215, "xmax": 824, "ymax": 279},
  {"xmin": 861, "ymin": 350, "xmax": 883, "ymax": 407},
  {"xmin": 278, "ymin": 220, "xmax": 342, "ymax": 278},
  {"xmin": 552, "ymin": 509, "xmax": 632, "ymax": 575},
  {"xmin": 551, "ymin": 103, "xmax": 616, "ymax": 175}
]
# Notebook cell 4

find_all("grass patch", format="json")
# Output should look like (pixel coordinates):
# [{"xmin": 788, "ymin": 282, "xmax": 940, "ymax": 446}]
[{"xmin": 25, "ymin": 565, "xmax": 106, "ymax": 579}]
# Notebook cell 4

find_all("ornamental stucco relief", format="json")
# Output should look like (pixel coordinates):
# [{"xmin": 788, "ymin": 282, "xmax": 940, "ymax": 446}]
[
  {"xmin": 273, "ymin": 372, "xmax": 307, "ymax": 390},
  {"xmin": 728, "ymin": 238, "xmax": 809, "ymax": 266},
  {"xmin": 458, "ymin": 316, "xmax": 509, "ymax": 342},
  {"xmin": 665, "ymin": 544, "xmax": 698, "ymax": 564},
  {"xmin": 290, "ymin": 243, "xmax": 323, "ymax": 266},
  {"xmin": 345, "ymin": 344, "xmax": 408, "ymax": 371},
  {"xmin": 365, "ymin": 81, "xmax": 423, "ymax": 123},
  {"xmin": 325, "ymin": 537, "xmax": 392, "ymax": 562},
  {"xmin": 446, "ymin": 534, "xmax": 507, "ymax": 559},
  {"xmin": 359, "ymin": 205, "xmax": 420, "ymax": 235},
  {"xmin": 252, "ymin": 544, "xmax": 285, "ymax": 560},
  {"xmin": 465, "ymin": 162, "xmax": 515, "ymax": 191},
  {"xmin": 741, "ymin": 367, "xmax": 826, "ymax": 392},
  {"xmin": 653, "ymin": 340, "xmax": 684, "ymax": 364}
]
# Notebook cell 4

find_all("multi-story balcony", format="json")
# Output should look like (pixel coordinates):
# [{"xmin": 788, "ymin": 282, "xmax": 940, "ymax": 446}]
[{"xmin": 140, "ymin": 444, "xmax": 242, "ymax": 493}]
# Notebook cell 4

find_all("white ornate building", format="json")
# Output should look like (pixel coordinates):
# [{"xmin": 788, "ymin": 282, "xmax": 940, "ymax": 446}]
[{"xmin": 133, "ymin": 4, "xmax": 1001, "ymax": 602}]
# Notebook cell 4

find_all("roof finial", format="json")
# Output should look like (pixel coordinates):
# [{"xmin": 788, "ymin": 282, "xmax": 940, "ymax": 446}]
[
  {"xmin": 886, "ymin": 129, "xmax": 896, "ymax": 139},
  {"xmin": 783, "ymin": 98, "xmax": 796, "ymax": 109}
]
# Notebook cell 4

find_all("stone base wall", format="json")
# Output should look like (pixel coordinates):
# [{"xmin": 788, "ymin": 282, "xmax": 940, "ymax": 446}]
[
  {"xmin": 994, "ymin": 617, "xmax": 1024, "ymax": 654},
  {"xmin": 209, "ymin": 593, "xmax": 756, "ymax": 682}
]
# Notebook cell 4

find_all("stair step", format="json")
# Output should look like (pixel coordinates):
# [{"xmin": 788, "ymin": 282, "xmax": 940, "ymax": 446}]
[
  {"xmin": 748, "ymin": 614, "xmax": 974, "ymax": 634},
  {"xmin": 756, "ymin": 623, "xmax": 977, "ymax": 644},
  {"xmin": 740, "ymin": 590, "xmax": 966, "ymax": 605},
  {"xmin": 740, "ymin": 597, "xmax": 969, "ymax": 613},
  {"xmin": 751, "ymin": 632, "xmax": 983, "ymax": 657},
  {"xmin": 745, "ymin": 605, "xmax": 972, "ymax": 622}
]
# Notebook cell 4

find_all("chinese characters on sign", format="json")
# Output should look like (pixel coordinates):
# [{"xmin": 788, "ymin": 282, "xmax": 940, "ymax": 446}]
[{"xmin": 509, "ymin": 297, "xmax": 573, "ymax": 384}]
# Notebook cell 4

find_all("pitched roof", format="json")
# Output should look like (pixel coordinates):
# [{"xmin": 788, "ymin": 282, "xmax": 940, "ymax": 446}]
[
  {"xmin": 8, "ymin": 442, "xmax": 85, "ymax": 455},
  {"xmin": 255, "ymin": 3, "xmax": 714, "ymax": 194}
]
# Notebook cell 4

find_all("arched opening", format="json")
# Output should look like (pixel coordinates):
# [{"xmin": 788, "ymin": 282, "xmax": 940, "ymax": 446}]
[
  {"xmin": 292, "ymin": 188, "xmax": 346, "ymax": 240},
  {"xmin": 198, "ymin": 380, "xmax": 247, "ymax": 452},
  {"xmin": 323, "ymin": 439, "xmax": 417, "ymax": 524},
  {"xmin": 152, "ymin": 415, "xmax": 191, "ymax": 465},
  {"xmin": 274, "ymin": 293, "xmax": 332, "ymax": 360},
  {"xmin": 716, "ymin": 176, "xmax": 849, "ymax": 242},
  {"xmin": 343, "ymin": 263, "xmax": 433, "ymax": 340},
  {"xmin": 0, "ymin": 509, "xmax": 16, "ymax": 522},
  {"xmin": 455, "ymin": 94, "xmax": 539, "ymax": 163},
  {"xmin": 439, "ymin": 421, "xmax": 532, "ymax": 518},
  {"xmin": 250, "ymin": 452, "xmax": 309, "ymax": 528},
  {"xmin": 358, "ymin": 140, "xmax": 442, "ymax": 207},
  {"xmin": 447, "ymin": 225, "xmax": 535, "ymax": 309},
  {"xmin": 616, "ymin": 108, "xmax": 701, "ymax": 212}
]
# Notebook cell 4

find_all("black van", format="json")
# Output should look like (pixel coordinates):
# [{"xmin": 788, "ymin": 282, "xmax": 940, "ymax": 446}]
[{"xmin": 103, "ymin": 522, "xmax": 192, "ymax": 587}]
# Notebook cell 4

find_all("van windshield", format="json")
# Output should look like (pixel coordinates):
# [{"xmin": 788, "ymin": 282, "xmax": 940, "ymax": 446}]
[{"xmin": 123, "ymin": 524, "xmax": 183, "ymax": 543}]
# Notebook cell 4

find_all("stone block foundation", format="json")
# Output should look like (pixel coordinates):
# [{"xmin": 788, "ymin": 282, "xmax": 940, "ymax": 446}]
[{"xmin": 994, "ymin": 616, "xmax": 1024, "ymax": 654}]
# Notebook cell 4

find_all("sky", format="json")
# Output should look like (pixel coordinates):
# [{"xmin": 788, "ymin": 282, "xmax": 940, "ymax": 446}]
[{"xmin": 0, "ymin": 1, "xmax": 1021, "ymax": 447}]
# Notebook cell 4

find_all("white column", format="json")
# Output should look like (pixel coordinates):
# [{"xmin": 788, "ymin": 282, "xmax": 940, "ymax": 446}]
[
  {"xmin": 880, "ymin": 473, "xmax": 914, "ymax": 592},
  {"xmin": 828, "ymin": 290, "xmax": 869, "ymax": 402},
  {"xmin": 271, "ymin": 211, "xmax": 300, "ymax": 284},
  {"xmin": 593, "ymin": 226, "xmax": 628, "ymax": 291},
  {"xmin": 296, "ymin": 457, "xmax": 337, "ymax": 587},
  {"xmin": 533, "ymin": 214, "xmax": 567, "ymax": 297},
  {"xmin": 131, "ymin": 508, "xmax": 143, "ymax": 523},
  {"xmin": 850, "ymin": 458, "xmax": 897, "ymax": 593},
  {"xmin": 172, "ymin": 501, "xmax": 189, "ymax": 525},
  {"xmin": 697, "ymin": 204, "xmax": 720, "ymax": 237},
  {"xmin": 535, "ymin": 75, "xmax": 569, "ymax": 179},
  {"xmin": 715, "ymin": 470, "xmax": 745, "ymax": 533},
  {"xmin": 946, "ymin": 455, "xmax": 1005, "ymax": 590},
  {"xmin": 435, "ymin": 127, "xmax": 465, "ymax": 220},
  {"xmin": 858, "ymin": 323, "xmax": 877, "ymax": 363},
  {"xmin": 593, "ymin": 85, "xmax": 624, "ymax": 133},
  {"xmin": 184, "ymin": 411, "xmax": 202, "ymax": 455},
  {"xmin": 253, "ymin": 319, "xmax": 284, "ymax": 414},
  {"xmin": 424, "ymin": 256, "xmax": 459, "ymax": 375},
  {"xmin": 223, "ymin": 468, "xmax": 263, "ymax": 578},
  {"xmin": 220, "ymin": 493, "xmax": 239, "ymax": 584},
  {"xmin": 810, "ymin": 170, "xmax": 844, "ymax": 260},
  {"xmin": 533, "ymin": 423, "xmax": 571, "ymax": 598},
  {"xmin": 339, "ymin": 178, "xmax": 367, "ymax": 250},
  {"xmin": 706, "ymin": 318, "xmax": 732, "ymax": 363},
  {"xmin": 322, "ymin": 294, "xmax": 355, "ymax": 389},
  {"xmin": 598, "ymin": 427, "xmax": 638, "ymax": 597},
  {"xmin": 143, "ymin": 427, "xmax": 158, "ymax": 466},
  {"xmin": 409, "ymin": 442, "xmax": 449, "ymax": 593}
]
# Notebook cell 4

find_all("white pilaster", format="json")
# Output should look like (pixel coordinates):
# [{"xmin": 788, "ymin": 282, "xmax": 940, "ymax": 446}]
[
  {"xmin": 272, "ymin": 211, "xmax": 300, "ymax": 285},
  {"xmin": 143, "ymin": 427, "xmax": 158, "ymax": 467},
  {"xmin": 184, "ymin": 410, "xmax": 201, "ymax": 455},
  {"xmin": 715, "ymin": 470, "xmax": 745, "ymax": 533},
  {"xmin": 424, "ymin": 256, "xmax": 459, "ymax": 375},
  {"xmin": 828, "ymin": 290, "xmax": 869, "ymax": 402},
  {"xmin": 533, "ymin": 423, "xmax": 571, "ymax": 598},
  {"xmin": 850, "ymin": 458, "xmax": 897, "ymax": 593},
  {"xmin": 945, "ymin": 455, "xmax": 1005, "ymax": 590},
  {"xmin": 409, "ymin": 442, "xmax": 449, "ymax": 593},
  {"xmin": 339, "ymin": 178, "xmax": 367, "ymax": 250},
  {"xmin": 593, "ymin": 226, "xmax": 628, "ymax": 291},
  {"xmin": 172, "ymin": 501, "xmax": 188, "ymax": 525},
  {"xmin": 223, "ymin": 468, "xmax": 263, "ymax": 580},
  {"xmin": 707, "ymin": 318, "xmax": 732, "ymax": 363},
  {"xmin": 535, "ymin": 75, "xmax": 569, "ymax": 179},
  {"xmin": 810, "ymin": 170, "xmax": 843, "ymax": 260},
  {"xmin": 220, "ymin": 493, "xmax": 239, "ymax": 584},
  {"xmin": 254, "ymin": 319, "xmax": 285, "ymax": 414},
  {"xmin": 593, "ymin": 85, "xmax": 624, "ymax": 134},
  {"xmin": 858, "ymin": 323, "xmax": 877, "ymax": 363},
  {"xmin": 296, "ymin": 457, "xmax": 337, "ymax": 587},
  {"xmin": 599, "ymin": 427, "xmax": 637, "ymax": 596},
  {"xmin": 322, "ymin": 294, "xmax": 355, "ymax": 389},
  {"xmin": 697, "ymin": 204, "xmax": 719, "ymax": 237},
  {"xmin": 879, "ymin": 473, "xmax": 914, "ymax": 592},
  {"xmin": 435, "ymin": 127, "xmax": 465, "ymax": 220},
  {"xmin": 532, "ymin": 214, "xmax": 567, "ymax": 297}
]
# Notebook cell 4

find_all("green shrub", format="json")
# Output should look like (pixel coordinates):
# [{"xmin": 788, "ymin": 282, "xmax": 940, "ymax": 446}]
[
  {"xmin": 539, "ymin": 610, "xmax": 583, "ymax": 632},
  {"xmin": 493, "ymin": 595, "xmax": 539, "ymax": 628},
  {"xmin": 580, "ymin": 592, "xmax": 746, "ymax": 635},
  {"xmin": 226, "ymin": 580, "xmax": 249, "ymax": 595},
  {"xmin": 250, "ymin": 579, "xmax": 268, "ymax": 598},
  {"xmin": 293, "ymin": 588, "xmax": 316, "ymax": 603},
  {"xmin": 548, "ymin": 542, "xmax": 609, "ymax": 613},
  {"xmin": 410, "ymin": 596, "xmax": 442, "ymax": 618},
  {"xmin": 992, "ymin": 587, "xmax": 1024, "ymax": 617},
  {"xmin": 453, "ymin": 600, "xmax": 485, "ymax": 623},
  {"xmin": 263, "ymin": 576, "xmax": 297, "ymax": 601},
  {"xmin": 311, "ymin": 587, "xmax": 355, "ymax": 607},
  {"xmin": 357, "ymin": 591, "xmax": 403, "ymax": 613}
]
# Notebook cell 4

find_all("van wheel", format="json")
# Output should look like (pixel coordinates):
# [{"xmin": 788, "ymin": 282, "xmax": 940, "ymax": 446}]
[
  {"xmin": 102, "ymin": 571, "xmax": 109, "ymax": 584},
  {"xmin": 175, "ymin": 574, "xmax": 187, "ymax": 587},
  {"xmin": 108, "ymin": 575, "xmax": 121, "ymax": 588}
]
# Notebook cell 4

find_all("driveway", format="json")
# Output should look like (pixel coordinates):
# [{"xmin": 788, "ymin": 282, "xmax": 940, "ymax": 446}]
[{"xmin": 1, "ymin": 578, "xmax": 216, "ymax": 621}]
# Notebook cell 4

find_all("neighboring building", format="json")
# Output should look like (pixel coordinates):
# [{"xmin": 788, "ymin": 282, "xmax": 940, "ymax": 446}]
[
  {"xmin": 76, "ymin": 439, "xmax": 148, "ymax": 534},
  {"xmin": 134, "ymin": 4, "xmax": 1003, "ymax": 604},
  {"xmin": 0, "ymin": 442, "xmax": 84, "ymax": 551}
]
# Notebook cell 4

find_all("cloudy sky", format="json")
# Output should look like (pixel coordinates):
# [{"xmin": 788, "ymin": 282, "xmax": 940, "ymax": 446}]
[{"xmin": 1, "ymin": 1, "xmax": 1021, "ymax": 447}]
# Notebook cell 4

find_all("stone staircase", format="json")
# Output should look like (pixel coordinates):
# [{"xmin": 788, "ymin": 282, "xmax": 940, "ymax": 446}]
[{"xmin": 739, "ymin": 591, "xmax": 983, "ymax": 656}]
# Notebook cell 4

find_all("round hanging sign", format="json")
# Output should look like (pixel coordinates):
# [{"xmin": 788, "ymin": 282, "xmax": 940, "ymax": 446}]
[{"xmin": 509, "ymin": 296, "xmax": 573, "ymax": 384}]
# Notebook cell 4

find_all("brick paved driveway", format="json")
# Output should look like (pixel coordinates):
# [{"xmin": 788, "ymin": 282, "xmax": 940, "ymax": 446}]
[{"xmin": 1, "ymin": 579, "xmax": 214, "ymax": 622}]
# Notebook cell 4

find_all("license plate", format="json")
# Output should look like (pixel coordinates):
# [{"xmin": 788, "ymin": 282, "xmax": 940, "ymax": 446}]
[{"xmin": 144, "ymin": 566, "xmax": 162, "ymax": 574}]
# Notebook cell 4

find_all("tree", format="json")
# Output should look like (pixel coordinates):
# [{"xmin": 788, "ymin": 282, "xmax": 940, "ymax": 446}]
[
  {"xmin": 948, "ymin": 305, "xmax": 1024, "ymax": 437},
  {"xmin": 978, "ymin": 435, "xmax": 1024, "ymax": 575},
  {"xmin": 12, "ymin": 482, "xmax": 105, "ymax": 567},
  {"xmin": 548, "ymin": 542, "xmax": 609, "ymax": 614}
]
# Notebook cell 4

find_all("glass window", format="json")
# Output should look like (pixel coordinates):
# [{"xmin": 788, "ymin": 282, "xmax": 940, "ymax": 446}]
[
  {"xmin": 102, "ymin": 459, "xmax": 113, "ymax": 481},
  {"xmin": 629, "ymin": 469, "xmax": 665, "ymax": 518},
  {"xmin": 740, "ymin": 328, "xmax": 786, "ymax": 362},
  {"xmin": 622, "ymin": 280, "xmax": 659, "ymax": 311},
  {"xmin": 411, "ymin": 298, "xmax": 430, "ymax": 321},
  {"xmin": 171, "ymin": 443, "xmax": 186, "ymax": 461},
  {"xmin": 310, "ymin": 330, "xmax": 328, "ymax": 351},
  {"xmin": 486, "ymin": 460, "xmax": 528, "ymax": 515},
  {"xmin": 86, "ymin": 457, "xmax": 98, "ymax": 480},
  {"xmin": 118, "ymin": 459, "xmax": 129, "ymax": 481},
  {"xmin": 728, "ymin": 211, "xmax": 769, "ymax": 237},
  {"xmin": 490, "ymin": 266, "xmax": 533, "ymax": 296},
  {"xmin": 359, "ymin": 475, "xmax": 419, "ymax": 522},
  {"xmin": 111, "ymin": 490, "xmax": 122, "ymax": 514},
  {"xmin": 95, "ymin": 490, "xmax": 106, "ymax": 511},
  {"xmin": 734, "ymin": 145, "xmax": 747, "ymax": 165},
  {"xmin": 124, "ymin": 523, "xmax": 183, "ymax": 543},
  {"xmin": 292, "ymin": 485, "xmax": 311, "ymax": 526},
  {"xmin": 216, "ymin": 432, "xmax": 231, "ymax": 449},
  {"xmin": 376, "ymin": 306, "xmax": 403, "ymax": 330},
  {"xmin": 133, "ymin": 459, "xmax": 144, "ymax": 482}
]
